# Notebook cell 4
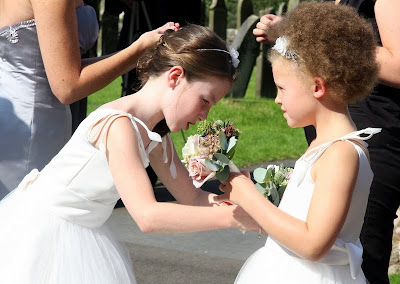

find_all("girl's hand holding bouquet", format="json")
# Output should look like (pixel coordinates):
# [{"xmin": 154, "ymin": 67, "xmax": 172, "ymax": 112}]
[{"xmin": 182, "ymin": 120, "xmax": 241, "ymax": 188}]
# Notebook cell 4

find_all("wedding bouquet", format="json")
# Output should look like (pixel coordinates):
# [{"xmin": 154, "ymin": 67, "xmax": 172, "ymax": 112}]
[
  {"xmin": 253, "ymin": 164, "xmax": 293, "ymax": 206},
  {"xmin": 182, "ymin": 120, "xmax": 241, "ymax": 188}
]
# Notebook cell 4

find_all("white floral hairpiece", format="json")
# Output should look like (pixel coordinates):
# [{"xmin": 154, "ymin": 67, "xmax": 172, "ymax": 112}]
[
  {"xmin": 229, "ymin": 48, "xmax": 240, "ymax": 68},
  {"xmin": 272, "ymin": 36, "xmax": 301, "ymax": 62},
  {"xmin": 197, "ymin": 48, "xmax": 240, "ymax": 68}
]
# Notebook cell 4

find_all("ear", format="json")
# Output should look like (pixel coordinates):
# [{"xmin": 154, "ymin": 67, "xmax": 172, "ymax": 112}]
[
  {"xmin": 167, "ymin": 66, "xmax": 185, "ymax": 89},
  {"xmin": 313, "ymin": 77, "xmax": 327, "ymax": 99}
]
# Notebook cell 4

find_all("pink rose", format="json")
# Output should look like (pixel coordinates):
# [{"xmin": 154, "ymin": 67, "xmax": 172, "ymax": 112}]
[{"xmin": 188, "ymin": 157, "xmax": 216, "ymax": 188}]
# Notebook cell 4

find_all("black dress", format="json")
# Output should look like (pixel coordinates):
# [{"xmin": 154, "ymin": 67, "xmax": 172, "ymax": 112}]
[
  {"xmin": 307, "ymin": 1, "xmax": 400, "ymax": 283},
  {"xmin": 345, "ymin": 1, "xmax": 400, "ymax": 284}
]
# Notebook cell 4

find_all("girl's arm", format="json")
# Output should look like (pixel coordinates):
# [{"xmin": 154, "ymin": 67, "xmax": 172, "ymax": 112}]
[
  {"xmin": 375, "ymin": 0, "xmax": 400, "ymax": 87},
  {"xmin": 31, "ymin": 0, "xmax": 176, "ymax": 104},
  {"xmin": 105, "ymin": 117, "xmax": 258, "ymax": 234},
  {"xmin": 148, "ymin": 136, "xmax": 221, "ymax": 207},
  {"xmin": 218, "ymin": 141, "xmax": 359, "ymax": 261}
]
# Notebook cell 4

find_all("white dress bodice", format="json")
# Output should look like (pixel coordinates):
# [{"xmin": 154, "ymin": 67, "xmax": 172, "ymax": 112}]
[
  {"xmin": 236, "ymin": 128, "xmax": 381, "ymax": 283},
  {"xmin": 16, "ymin": 109, "xmax": 172, "ymax": 228}
]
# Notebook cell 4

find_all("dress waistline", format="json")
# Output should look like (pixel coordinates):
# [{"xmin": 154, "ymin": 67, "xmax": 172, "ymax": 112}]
[{"xmin": 264, "ymin": 237, "xmax": 363, "ymax": 279}]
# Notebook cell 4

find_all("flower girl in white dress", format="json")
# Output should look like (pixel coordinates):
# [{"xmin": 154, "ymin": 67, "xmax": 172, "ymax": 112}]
[
  {"xmin": 0, "ymin": 24, "xmax": 258, "ymax": 283},
  {"xmin": 217, "ymin": 3, "xmax": 381, "ymax": 283}
]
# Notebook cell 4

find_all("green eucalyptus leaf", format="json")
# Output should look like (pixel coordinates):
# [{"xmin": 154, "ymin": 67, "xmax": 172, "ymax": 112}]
[
  {"xmin": 214, "ymin": 153, "xmax": 230, "ymax": 165},
  {"xmin": 253, "ymin": 168, "xmax": 268, "ymax": 183},
  {"xmin": 216, "ymin": 165, "xmax": 230, "ymax": 181},
  {"xmin": 269, "ymin": 186, "xmax": 280, "ymax": 206},
  {"xmin": 266, "ymin": 167, "xmax": 274, "ymax": 180},
  {"xmin": 226, "ymin": 147, "xmax": 236, "ymax": 160},
  {"xmin": 205, "ymin": 158, "xmax": 220, "ymax": 172},
  {"xmin": 255, "ymin": 183, "xmax": 267, "ymax": 196},
  {"xmin": 265, "ymin": 181, "xmax": 275, "ymax": 196},
  {"xmin": 277, "ymin": 186, "xmax": 286, "ymax": 200},
  {"xmin": 219, "ymin": 131, "xmax": 228, "ymax": 151}
]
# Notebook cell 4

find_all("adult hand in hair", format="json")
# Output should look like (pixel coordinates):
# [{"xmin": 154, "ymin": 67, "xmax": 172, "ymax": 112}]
[
  {"xmin": 138, "ymin": 22, "xmax": 180, "ymax": 50},
  {"xmin": 253, "ymin": 14, "xmax": 282, "ymax": 44}
]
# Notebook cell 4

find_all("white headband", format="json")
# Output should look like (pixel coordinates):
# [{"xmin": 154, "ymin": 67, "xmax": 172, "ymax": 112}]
[
  {"xmin": 272, "ymin": 36, "xmax": 301, "ymax": 62},
  {"xmin": 197, "ymin": 48, "xmax": 240, "ymax": 68}
]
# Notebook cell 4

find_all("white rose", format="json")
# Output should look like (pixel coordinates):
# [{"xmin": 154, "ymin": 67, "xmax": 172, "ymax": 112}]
[{"xmin": 182, "ymin": 135, "xmax": 201, "ymax": 162}]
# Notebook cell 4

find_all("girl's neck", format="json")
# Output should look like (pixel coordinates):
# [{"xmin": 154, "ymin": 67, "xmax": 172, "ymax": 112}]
[
  {"xmin": 309, "ymin": 106, "xmax": 356, "ymax": 148},
  {"xmin": 100, "ymin": 78, "xmax": 166, "ymax": 132}
]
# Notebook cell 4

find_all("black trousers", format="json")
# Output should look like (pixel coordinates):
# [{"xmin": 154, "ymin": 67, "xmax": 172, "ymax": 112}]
[
  {"xmin": 351, "ymin": 108, "xmax": 400, "ymax": 284},
  {"xmin": 304, "ymin": 112, "xmax": 400, "ymax": 284}
]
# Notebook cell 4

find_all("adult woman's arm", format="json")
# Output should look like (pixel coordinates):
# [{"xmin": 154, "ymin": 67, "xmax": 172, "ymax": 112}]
[
  {"xmin": 31, "ymin": 0, "xmax": 176, "ymax": 104},
  {"xmin": 375, "ymin": 0, "xmax": 400, "ymax": 88}
]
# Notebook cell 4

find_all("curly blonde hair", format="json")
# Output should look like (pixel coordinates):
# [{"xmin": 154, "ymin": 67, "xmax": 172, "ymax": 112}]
[{"xmin": 270, "ymin": 2, "xmax": 379, "ymax": 104}]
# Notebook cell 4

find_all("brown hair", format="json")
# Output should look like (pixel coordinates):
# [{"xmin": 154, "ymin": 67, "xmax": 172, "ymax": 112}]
[
  {"xmin": 270, "ymin": 2, "xmax": 379, "ymax": 104},
  {"xmin": 136, "ymin": 24, "xmax": 236, "ymax": 85}
]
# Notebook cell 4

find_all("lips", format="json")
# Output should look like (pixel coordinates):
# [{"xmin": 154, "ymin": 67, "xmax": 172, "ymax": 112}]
[{"xmin": 184, "ymin": 121, "xmax": 196, "ymax": 130}]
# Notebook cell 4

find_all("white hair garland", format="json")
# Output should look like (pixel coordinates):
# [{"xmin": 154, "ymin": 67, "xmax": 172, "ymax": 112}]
[
  {"xmin": 272, "ymin": 36, "xmax": 301, "ymax": 62},
  {"xmin": 197, "ymin": 48, "xmax": 240, "ymax": 68}
]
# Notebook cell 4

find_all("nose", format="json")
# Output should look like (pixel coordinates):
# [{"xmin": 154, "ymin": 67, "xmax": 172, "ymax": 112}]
[
  {"xmin": 198, "ymin": 108, "xmax": 210, "ymax": 121},
  {"xmin": 275, "ymin": 91, "xmax": 282, "ymax": 105}
]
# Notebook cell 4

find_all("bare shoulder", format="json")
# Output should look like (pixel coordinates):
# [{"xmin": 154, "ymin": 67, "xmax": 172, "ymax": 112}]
[
  {"xmin": 321, "ymin": 140, "xmax": 359, "ymax": 164},
  {"xmin": 106, "ymin": 115, "xmax": 139, "ymax": 146},
  {"xmin": 312, "ymin": 140, "xmax": 359, "ymax": 183}
]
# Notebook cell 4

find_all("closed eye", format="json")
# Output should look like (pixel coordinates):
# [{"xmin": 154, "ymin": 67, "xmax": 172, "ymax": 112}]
[{"xmin": 202, "ymin": 99, "xmax": 210, "ymax": 105}]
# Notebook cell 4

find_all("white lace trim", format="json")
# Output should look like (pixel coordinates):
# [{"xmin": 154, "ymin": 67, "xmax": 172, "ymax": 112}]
[{"xmin": 0, "ymin": 19, "xmax": 36, "ymax": 44}]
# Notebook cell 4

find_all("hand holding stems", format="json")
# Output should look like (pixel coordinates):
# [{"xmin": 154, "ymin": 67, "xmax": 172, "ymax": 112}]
[
  {"xmin": 216, "ymin": 171, "xmax": 259, "ymax": 207},
  {"xmin": 216, "ymin": 171, "xmax": 264, "ymax": 233},
  {"xmin": 253, "ymin": 14, "xmax": 282, "ymax": 44},
  {"xmin": 230, "ymin": 204, "xmax": 261, "ymax": 232}
]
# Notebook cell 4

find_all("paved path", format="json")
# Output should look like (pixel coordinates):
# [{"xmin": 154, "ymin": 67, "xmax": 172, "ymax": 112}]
[
  {"xmin": 107, "ymin": 159, "xmax": 296, "ymax": 283},
  {"xmin": 108, "ymin": 207, "xmax": 266, "ymax": 284}
]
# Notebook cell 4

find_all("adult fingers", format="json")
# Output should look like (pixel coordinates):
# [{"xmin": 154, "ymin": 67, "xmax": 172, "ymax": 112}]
[
  {"xmin": 241, "ymin": 170, "xmax": 251, "ymax": 179},
  {"xmin": 260, "ymin": 14, "xmax": 281, "ymax": 26}
]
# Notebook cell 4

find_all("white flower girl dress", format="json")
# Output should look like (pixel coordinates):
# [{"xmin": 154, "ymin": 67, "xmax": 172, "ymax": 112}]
[
  {"xmin": 235, "ymin": 128, "xmax": 381, "ymax": 284},
  {"xmin": 0, "ymin": 109, "xmax": 172, "ymax": 283}
]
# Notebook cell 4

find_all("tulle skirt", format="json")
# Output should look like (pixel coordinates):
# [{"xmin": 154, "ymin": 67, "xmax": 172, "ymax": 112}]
[
  {"xmin": 235, "ymin": 243, "xmax": 366, "ymax": 284},
  {"xmin": 0, "ymin": 187, "xmax": 136, "ymax": 284}
]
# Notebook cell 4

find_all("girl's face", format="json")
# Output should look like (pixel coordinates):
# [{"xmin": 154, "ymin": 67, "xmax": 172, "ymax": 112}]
[
  {"xmin": 272, "ymin": 58, "xmax": 316, "ymax": 128},
  {"xmin": 164, "ymin": 76, "xmax": 231, "ymax": 132}
]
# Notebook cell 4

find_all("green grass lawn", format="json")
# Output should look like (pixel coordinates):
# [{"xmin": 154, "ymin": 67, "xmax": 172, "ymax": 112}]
[
  {"xmin": 391, "ymin": 274, "xmax": 400, "ymax": 284},
  {"xmin": 87, "ymin": 68, "xmax": 308, "ymax": 167}
]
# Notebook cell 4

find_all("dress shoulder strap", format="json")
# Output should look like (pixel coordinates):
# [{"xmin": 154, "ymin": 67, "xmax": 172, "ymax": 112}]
[
  {"xmin": 86, "ymin": 109, "xmax": 177, "ymax": 178},
  {"xmin": 294, "ymin": 128, "xmax": 380, "ymax": 186},
  {"xmin": 86, "ymin": 110, "xmax": 143, "ymax": 152},
  {"xmin": 303, "ymin": 128, "xmax": 381, "ymax": 164}
]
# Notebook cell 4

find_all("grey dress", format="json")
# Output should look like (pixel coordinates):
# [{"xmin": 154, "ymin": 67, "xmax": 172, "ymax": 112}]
[{"xmin": 0, "ymin": 6, "xmax": 99, "ymax": 199}]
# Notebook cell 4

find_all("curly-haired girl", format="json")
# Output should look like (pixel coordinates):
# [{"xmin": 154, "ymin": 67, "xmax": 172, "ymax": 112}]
[
  {"xmin": 0, "ymin": 24, "xmax": 258, "ymax": 283},
  {"xmin": 217, "ymin": 3, "xmax": 381, "ymax": 283}
]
